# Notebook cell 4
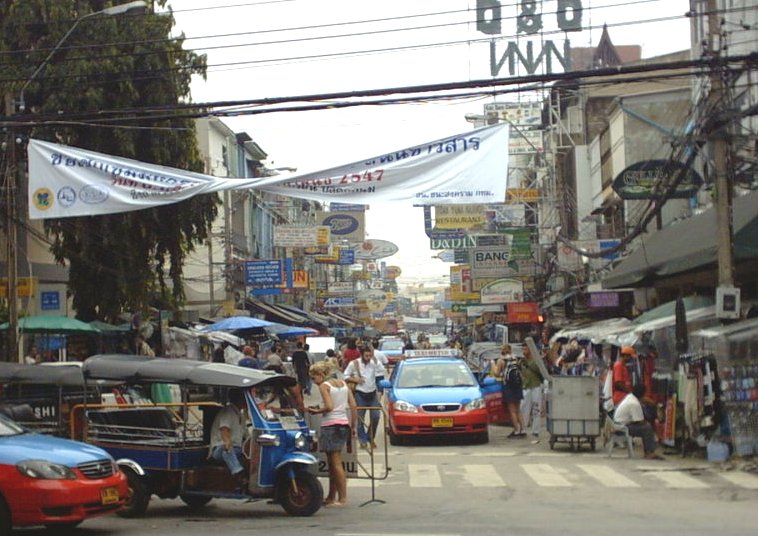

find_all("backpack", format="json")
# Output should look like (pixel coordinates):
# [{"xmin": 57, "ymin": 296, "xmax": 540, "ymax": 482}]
[{"xmin": 503, "ymin": 362, "xmax": 523, "ymax": 391}]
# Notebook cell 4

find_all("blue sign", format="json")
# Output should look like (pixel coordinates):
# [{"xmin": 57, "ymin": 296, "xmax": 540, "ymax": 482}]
[
  {"xmin": 40, "ymin": 291, "xmax": 60, "ymax": 311},
  {"xmin": 323, "ymin": 296, "xmax": 356, "ymax": 307},
  {"xmin": 329, "ymin": 203, "xmax": 366, "ymax": 212},
  {"xmin": 250, "ymin": 288, "xmax": 282, "ymax": 296},
  {"xmin": 338, "ymin": 249, "xmax": 355, "ymax": 265},
  {"xmin": 245, "ymin": 260, "xmax": 282, "ymax": 285},
  {"xmin": 598, "ymin": 240, "xmax": 621, "ymax": 260}
]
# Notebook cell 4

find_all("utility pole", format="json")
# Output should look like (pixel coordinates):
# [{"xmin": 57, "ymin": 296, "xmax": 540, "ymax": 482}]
[
  {"xmin": 4, "ymin": 93, "xmax": 19, "ymax": 362},
  {"xmin": 708, "ymin": 0, "xmax": 735, "ymax": 288}
]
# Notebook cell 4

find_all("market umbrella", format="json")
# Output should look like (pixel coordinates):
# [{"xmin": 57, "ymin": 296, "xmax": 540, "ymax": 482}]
[
  {"xmin": 0, "ymin": 315, "xmax": 100, "ymax": 334},
  {"xmin": 89, "ymin": 320, "xmax": 131, "ymax": 333},
  {"xmin": 199, "ymin": 316, "xmax": 275, "ymax": 332},
  {"xmin": 265, "ymin": 323, "xmax": 318, "ymax": 337}
]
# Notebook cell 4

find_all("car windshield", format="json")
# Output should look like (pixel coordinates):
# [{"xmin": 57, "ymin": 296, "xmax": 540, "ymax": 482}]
[
  {"xmin": 0, "ymin": 414, "xmax": 25, "ymax": 436},
  {"xmin": 381, "ymin": 340, "xmax": 403, "ymax": 351},
  {"xmin": 397, "ymin": 362, "xmax": 476, "ymax": 388}
]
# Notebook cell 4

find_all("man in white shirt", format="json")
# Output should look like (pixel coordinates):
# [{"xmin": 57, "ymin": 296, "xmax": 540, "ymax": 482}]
[
  {"xmin": 210, "ymin": 390, "xmax": 249, "ymax": 487},
  {"xmin": 614, "ymin": 384, "xmax": 663, "ymax": 460},
  {"xmin": 344, "ymin": 346, "xmax": 383, "ymax": 450}
]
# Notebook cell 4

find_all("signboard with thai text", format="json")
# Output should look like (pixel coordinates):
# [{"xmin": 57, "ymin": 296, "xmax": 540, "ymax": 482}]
[
  {"xmin": 480, "ymin": 278, "xmax": 524, "ymax": 304},
  {"xmin": 507, "ymin": 302, "xmax": 540, "ymax": 323},
  {"xmin": 273, "ymin": 226, "xmax": 330, "ymax": 247},
  {"xmin": 434, "ymin": 204, "xmax": 486, "ymax": 229},
  {"xmin": 245, "ymin": 260, "xmax": 282, "ymax": 285}
]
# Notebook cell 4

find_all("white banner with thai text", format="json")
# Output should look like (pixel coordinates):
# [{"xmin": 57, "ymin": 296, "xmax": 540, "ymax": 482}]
[{"xmin": 27, "ymin": 124, "xmax": 509, "ymax": 220}]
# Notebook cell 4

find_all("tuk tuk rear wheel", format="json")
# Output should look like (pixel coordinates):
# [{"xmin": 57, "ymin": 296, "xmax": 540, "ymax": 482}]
[
  {"xmin": 180, "ymin": 494, "xmax": 213, "ymax": 508},
  {"xmin": 0, "ymin": 496, "xmax": 11, "ymax": 536},
  {"xmin": 278, "ymin": 471, "xmax": 323, "ymax": 516},
  {"xmin": 118, "ymin": 468, "xmax": 150, "ymax": 518}
]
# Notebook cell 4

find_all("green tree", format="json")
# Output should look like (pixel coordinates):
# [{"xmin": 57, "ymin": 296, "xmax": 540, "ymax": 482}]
[{"xmin": 1, "ymin": 0, "xmax": 218, "ymax": 322}]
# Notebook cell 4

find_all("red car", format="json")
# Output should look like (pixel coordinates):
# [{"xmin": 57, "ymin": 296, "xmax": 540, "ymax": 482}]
[{"xmin": 0, "ymin": 412, "xmax": 128, "ymax": 532}]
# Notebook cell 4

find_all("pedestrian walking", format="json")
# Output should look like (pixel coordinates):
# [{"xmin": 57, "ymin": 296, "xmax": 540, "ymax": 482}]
[
  {"xmin": 520, "ymin": 345, "xmax": 547, "ymax": 437},
  {"xmin": 292, "ymin": 342, "xmax": 312, "ymax": 395},
  {"xmin": 344, "ymin": 346, "xmax": 384, "ymax": 450}
]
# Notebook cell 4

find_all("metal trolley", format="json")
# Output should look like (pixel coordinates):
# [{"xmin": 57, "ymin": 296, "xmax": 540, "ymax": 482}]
[{"xmin": 546, "ymin": 375, "xmax": 601, "ymax": 451}]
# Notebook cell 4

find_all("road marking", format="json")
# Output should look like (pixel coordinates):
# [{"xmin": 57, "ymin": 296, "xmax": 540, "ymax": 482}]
[
  {"xmin": 644, "ymin": 470, "xmax": 709, "ymax": 489},
  {"xmin": 408, "ymin": 464, "xmax": 442, "ymax": 487},
  {"xmin": 577, "ymin": 464, "xmax": 640, "ymax": 488},
  {"xmin": 521, "ymin": 463, "xmax": 572, "ymax": 487},
  {"xmin": 526, "ymin": 452, "xmax": 571, "ymax": 457},
  {"xmin": 719, "ymin": 471, "xmax": 758, "ymax": 489},
  {"xmin": 460, "ymin": 464, "xmax": 507, "ymax": 487},
  {"xmin": 469, "ymin": 452, "xmax": 518, "ymax": 457}
]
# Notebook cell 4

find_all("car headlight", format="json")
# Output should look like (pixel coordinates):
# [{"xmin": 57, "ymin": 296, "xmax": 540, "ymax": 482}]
[
  {"xmin": 293, "ymin": 431, "xmax": 307, "ymax": 450},
  {"xmin": 464, "ymin": 398, "xmax": 486, "ymax": 411},
  {"xmin": 393, "ymin": 400, "xmax": 418, "ymax": 413},
  {"xmin": 17, "ymin": 460, "xmax": 77, "ymax": 480}
]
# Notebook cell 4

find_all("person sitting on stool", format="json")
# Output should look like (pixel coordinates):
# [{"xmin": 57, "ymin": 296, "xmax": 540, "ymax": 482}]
[
  {"xmin": 613, "ymin": 384, "xmax": 664, "ymax": 460},
  {"xmin": 209, "ymin": 389, "xmax": 249, "ymax": 489}
]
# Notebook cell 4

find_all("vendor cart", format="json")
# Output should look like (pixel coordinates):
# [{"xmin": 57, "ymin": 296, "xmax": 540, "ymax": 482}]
[{"xmin": 546, "ymin": 375, "xmax": 600, "ymax": 451}]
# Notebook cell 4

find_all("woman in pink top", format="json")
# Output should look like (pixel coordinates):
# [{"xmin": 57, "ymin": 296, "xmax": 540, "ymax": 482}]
[{"xmin": 307, "ymin": 360, "xmax": 357, "ymax": 507}]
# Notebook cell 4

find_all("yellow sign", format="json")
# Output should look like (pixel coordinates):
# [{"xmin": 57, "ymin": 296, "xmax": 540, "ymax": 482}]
[
  {"xmin": 506, "ymin": 188, "xmax": 540, "ymax": 203},
  {"xmin": 434, "ymin": 204, "xmax": 485, "ymax": 229},
  {"xmin": 449, "ymin": 266, "xmax": 479, "ymax": 302},
  {"xmin": 292, "ymin": 270, "xmax": 309, "ymax": 289},
  {"xmin": 0, "ymin": 277, "xmax": 36, "ymax": 298}
]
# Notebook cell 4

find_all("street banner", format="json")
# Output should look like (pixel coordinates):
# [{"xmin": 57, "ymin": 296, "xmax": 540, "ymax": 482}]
[{"xmin": 27, "ymin": 123, "xmax": 509, "ymax": 220}]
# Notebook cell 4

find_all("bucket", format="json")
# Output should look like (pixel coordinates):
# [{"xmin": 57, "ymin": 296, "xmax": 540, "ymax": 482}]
[{"xmin": 707, "ymin": 439, "xmax": 730, "ymax": 462}]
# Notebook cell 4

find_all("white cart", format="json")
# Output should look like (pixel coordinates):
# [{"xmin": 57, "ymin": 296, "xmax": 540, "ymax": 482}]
[{"xmin": 546, "ymin": 375, "xmax": 601, "ymax": 451}]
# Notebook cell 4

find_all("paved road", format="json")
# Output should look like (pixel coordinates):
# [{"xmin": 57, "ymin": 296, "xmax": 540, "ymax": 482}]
[{"xmin": 34, "ymin": 422, "xmax": 756, "ymax": 536}]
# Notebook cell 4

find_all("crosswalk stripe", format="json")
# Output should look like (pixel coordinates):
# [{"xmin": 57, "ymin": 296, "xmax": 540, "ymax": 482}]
[
  {"xmin": 522, "ymin": 463, "xmax": 572, "ymax": 487},
  {"xmin": 719, "ymin": 471, "xmax": 758, "ymax": 489},
  {"xmin": 644, "ymin": 470, "xmax": 709, "ymax": 489},
  {"xmin": 577, "ymin": 464, "xmax": 640, "ymax": 488},
  {"xmin": 409, "ymin": 464, "xmax": 442, "ymax": 487},
  {"xmin": 461, "ymin": 464, "xmax": 507, "ymax": 487}
]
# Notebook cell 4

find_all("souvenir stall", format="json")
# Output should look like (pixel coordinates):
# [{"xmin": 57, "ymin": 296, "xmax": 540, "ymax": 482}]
[{"xmin": 690, "ymin": 318, "xmax": 758, "ymax": 458}]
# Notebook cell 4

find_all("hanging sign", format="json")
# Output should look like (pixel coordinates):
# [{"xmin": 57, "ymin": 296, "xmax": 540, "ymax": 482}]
[
  {"xmin": 27, "ymin": 124, "xmax": 509, "ymax": 220},
  {"xmin": 612, "ymin": 160, "xmax": 703, "ymax": 199}
]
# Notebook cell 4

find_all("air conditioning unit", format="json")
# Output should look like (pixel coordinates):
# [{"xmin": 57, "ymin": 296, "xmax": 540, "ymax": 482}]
[
  {"xmin": 567, "ymin": 106, "xmax": 584, "ymax": 134},
  {"xmin": 716, "ymin": 286, "xmax": 740, "ymax": 320}
]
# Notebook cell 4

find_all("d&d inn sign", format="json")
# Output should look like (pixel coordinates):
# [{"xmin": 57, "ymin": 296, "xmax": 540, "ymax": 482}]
[{"xmin": 476, "ymin": 0, "xmax": 583, "ymax": 76}]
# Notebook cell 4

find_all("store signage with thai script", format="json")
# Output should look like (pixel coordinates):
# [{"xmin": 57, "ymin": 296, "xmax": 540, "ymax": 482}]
[
  {"xmin": 328, "ymin": 281, "xmax": 354, "ymax": 294},
  {"xmin": 506, "ymin": 188, "xmax": 540, "ymax": 203},
  {"xmin": 0, "ymin": 277, "xmax": 35, "ymax": 298},
  {"xmin": 506, "ymin": 302, "xmax": 540, "ymax": 323},
  {"xmin": 480, "ymin": 278, "xmax": 524, "ymax": 304},
  {"xmin": 484, "ymin": 102, "xmax": 543, "ymax": 126},
  {"xmin": 273, "ymin": 225, "xmax": 330, "ymax": 247},
  {"xmin": 245, "ymin": 260, "xmax": 282, "ymax": 285},
  {"xmin": 588, "ymin": 292, "xmax": 620, "ymax": 308},
  {"xmin": 470, "ymin": 246, "xmax": 513, "ymax": 278}
]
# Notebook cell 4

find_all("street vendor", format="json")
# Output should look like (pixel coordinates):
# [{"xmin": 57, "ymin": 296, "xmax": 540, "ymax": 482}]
[{"xmin": 612, "ymin": 346, "xmax": 636, "ymax": 407}]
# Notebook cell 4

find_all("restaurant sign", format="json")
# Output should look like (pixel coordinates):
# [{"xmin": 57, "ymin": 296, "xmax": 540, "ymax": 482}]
[{"xmin": 612, "ymin": 160, "xmax": 703, "ymax": 199}]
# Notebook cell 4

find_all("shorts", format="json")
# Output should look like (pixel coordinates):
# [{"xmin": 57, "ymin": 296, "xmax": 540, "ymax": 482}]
[
  {"xmin": 502, "ymin": 385, "xmax": 524, "ymax": 404},
  {"xmin": 320, "ymin": 424, "xmax": 350, "ymax": 452}
]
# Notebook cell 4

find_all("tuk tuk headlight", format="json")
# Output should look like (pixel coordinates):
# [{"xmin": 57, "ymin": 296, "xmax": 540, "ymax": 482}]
[
  {"xmin": 464, "ymin": 398, "xmax": 486, "ymax": 411},
  {"xmin": 17, "ymin": 460, "xmax": 77, "ymax": 480},
  {"xmin": 393, "ymin": 400, "xmax": 418, "ymax": 413},
  {"xmin": 294, "ymin": 432, "xmax": 306, "ymax": 450}
]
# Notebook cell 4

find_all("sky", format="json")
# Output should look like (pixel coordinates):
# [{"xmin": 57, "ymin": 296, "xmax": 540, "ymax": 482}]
[{"xmin": 168, "ymin": 0, "xmax": 692, "ymax": 287}]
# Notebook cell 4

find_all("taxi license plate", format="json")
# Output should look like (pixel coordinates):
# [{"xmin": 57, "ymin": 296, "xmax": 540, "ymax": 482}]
[
  {"xmin": 431, "ymin": 417, "xmax": 454, "ymax": 428},
  {"xmin": 101, "ymin": 487, "xmax": 119, "ymax": 505}
]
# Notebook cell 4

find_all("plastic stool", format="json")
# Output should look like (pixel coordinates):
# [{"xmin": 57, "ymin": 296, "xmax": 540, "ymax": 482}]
[{"xmin": 605, "ymin": 415, "xmax": 634, "ymax": 458}]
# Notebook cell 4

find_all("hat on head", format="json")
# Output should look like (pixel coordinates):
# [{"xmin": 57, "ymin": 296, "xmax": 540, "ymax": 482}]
[{"xmin": 620, "ymin": 346, "xmax": 636, "ymax": 356}]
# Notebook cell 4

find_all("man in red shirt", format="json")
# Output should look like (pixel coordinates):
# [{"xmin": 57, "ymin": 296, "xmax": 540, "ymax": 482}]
[{"xmin": 612, "ymin": 346, "xmax": 635, "ymax": 407}]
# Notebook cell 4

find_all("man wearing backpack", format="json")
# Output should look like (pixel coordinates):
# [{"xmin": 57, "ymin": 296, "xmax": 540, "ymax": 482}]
[
  {"xmin": 498, "ymin": 345, "xmax": 526, "ymax": 437},
  {"xmin": 520, "ymin": 345, "xmax": 547, "ymax": 437}
]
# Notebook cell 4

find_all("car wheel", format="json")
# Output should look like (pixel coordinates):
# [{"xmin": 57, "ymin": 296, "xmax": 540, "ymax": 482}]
[
  {"xmin": 179, "ymin": 494, "xmax": 213, "ymax": 508},
  {"xmin": 118, "ymin": 468, "xmax": 150, "ymax": 518},
  {"xmin": 277, "ymin": 471, "xmax": 323, "ymax": 516},
  {"xmin": 388, "ymin": 429, "xmax": 405, "ymax": 446},
  {"xmin": 0, "ymin": 496, "xmax": 11, "ymax": 536}
]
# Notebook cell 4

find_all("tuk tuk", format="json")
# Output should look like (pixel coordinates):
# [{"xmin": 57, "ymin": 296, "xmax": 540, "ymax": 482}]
[
  {"xmin": 75, "ymin": 354, "xmax": 323, "ymax": 517},
  {"xmin": 2, "ymin": 356, "xmax": 323, "ymax": 518}
]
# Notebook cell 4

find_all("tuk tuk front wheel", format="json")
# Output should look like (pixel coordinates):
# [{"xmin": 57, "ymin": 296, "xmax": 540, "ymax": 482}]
[
  {"xmin": 278, "ymin": 471, "xmax": 323, "ymax": 516},
  {"xmin": 179, "ymin": 494, "xmax": 213, "ymax": 508},
  {"xmin": 118, "ymin": 468, "xmax": 150, "ymax": 518}
]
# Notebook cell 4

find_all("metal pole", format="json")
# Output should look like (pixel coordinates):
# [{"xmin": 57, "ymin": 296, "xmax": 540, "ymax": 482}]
[
  {"xmin": 4, "ymin": 93, "xmax": 19, "ymax": 362},
  {"xmin": 707, "ymin": 0, "xmax": 735, "ymax": 287}
]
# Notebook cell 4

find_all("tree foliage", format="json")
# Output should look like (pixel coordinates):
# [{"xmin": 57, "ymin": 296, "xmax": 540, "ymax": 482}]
[{"xmin": 1, "ymin": 0, "xmax": 218, "ymax": 322}]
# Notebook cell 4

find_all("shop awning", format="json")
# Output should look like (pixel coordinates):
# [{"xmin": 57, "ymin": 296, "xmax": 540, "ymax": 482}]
[
  {"xmin": 690, "ymin": 316, "xmax": 758, "ymax": 362},
  {"xmin": 608, "ymin": 305, "xmax": 719, "ymax": 349},
  {"xmin": 324, "ymin": 311, "xmax": 360, "ymax": 327},
  {"xmin": 603, "ymin": 190, "xmax": 758, "ymax": 289},
  {"xmin": 246, "ymin": 300, "xmax": 307, "ymax": 325},
  {"xmin": 549, "ymin": 317, "xmax": 634, "ymax": 344},
  {"xmin": 276, "ymin": 304, "xmax": 328, "ymax": 328}
]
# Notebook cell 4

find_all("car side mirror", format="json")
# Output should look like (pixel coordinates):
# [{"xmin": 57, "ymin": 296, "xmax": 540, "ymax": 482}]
[{"xmin": 378, "ymin": 379, "xmax": 391, "ymax": 390}]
